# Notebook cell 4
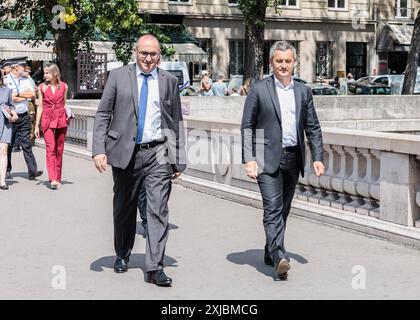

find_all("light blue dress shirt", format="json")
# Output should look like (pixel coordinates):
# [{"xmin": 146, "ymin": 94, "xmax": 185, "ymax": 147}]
[
  {"xmin": 136, "ymin": 65, "xmax": 162, "ymax": 143},
  {"xmin": 4, "ymin": 74, "xmax": 32, "ymax": 114}
]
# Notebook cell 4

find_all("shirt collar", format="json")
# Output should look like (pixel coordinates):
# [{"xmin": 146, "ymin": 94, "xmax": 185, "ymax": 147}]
[
  {"xmin": 274, "ymin": 76, "xmax": 294, "ymax": 90},
  {"xmin": 136, "ymin": 64, "xmax": 158, "ymax": 80},
  {"xmin": 9, "ymin": 73, "xmax": 21, "ymax": 81}
]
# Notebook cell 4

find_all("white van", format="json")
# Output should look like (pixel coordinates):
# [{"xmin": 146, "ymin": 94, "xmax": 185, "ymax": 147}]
[
  {"xmin": 106, "ymin": 60, "xmax": 191, "ymax": 92},
  {"xmin": 158, "ymin": 61, "xmax": 190, "ymax": 91}
]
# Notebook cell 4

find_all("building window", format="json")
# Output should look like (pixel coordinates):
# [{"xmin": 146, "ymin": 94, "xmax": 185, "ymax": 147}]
[
  {"xmin": 193, "ymin": 38, "xmax": 213, "ymax": 79},
  {"xmin": 229, "ymin": 40, "xmax": 245, "ymax": 76},
  {"xmin": 316, "ymin": 42, "xmax": 333, "ymax": 79},
  {"xmin": 346, "ymin": 42, "xmax": 367, "ymax": 80},
  {"xmin": 264, "ymin": 40, "xmax": 300, "ymax": 76},
  {"xmin": 328, "ymin": 0, "xmax": 346, "ymax": 10},
  {"xmin": 280, "ymin": 0, "xmax": 298, "ymax": 7},
  {"xmin": 395, "ymin": 0, "xmax": 409, "ymax": 18},
  {"xmin": 228, "ymin": 0, "xmax": 238, "ymax": 5}
]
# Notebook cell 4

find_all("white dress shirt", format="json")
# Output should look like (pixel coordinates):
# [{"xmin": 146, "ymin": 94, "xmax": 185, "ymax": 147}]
[
  {"xmin": 136, "ymin": 65, "xmax": 162, "ymax": 143},
  {"xmin": 4, "ymin": 74, "xmax": 32, "ymax": 114},
  {"xmin": 274, "ymin": 76, "xmax": 297, "ymax": 147}
]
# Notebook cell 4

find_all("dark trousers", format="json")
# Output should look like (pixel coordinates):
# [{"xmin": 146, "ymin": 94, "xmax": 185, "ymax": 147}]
[
  {"xmin": 112, "ymin": 144, "xmax": 173, "ymax": 272},
  {"xmin": 7, "ymin": 113, "xmax": 38, "ymax": 175},
  {"xmin": 257, "ymin": 149, "xmax": 300, "ymax": 266},
  {"xmin": 138, "ymin": 180, "xmax": 147, "ymax": 229}
]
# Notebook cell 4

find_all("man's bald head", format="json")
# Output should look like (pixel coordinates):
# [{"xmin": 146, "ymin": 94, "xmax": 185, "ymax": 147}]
[
  {"xmin": 136, "ymin": 34, "xmax": 160, "ymax": 50},
  {"xmin": 135, "ymin": 34, "xmax": 161, "ymax": 74}
]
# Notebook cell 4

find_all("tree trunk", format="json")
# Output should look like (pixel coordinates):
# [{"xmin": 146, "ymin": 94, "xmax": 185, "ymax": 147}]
[
  {"xmin": 55, "ymin": 28, "xmax": 77, "ymax": 98},
  {"xmin": 402, "ymin": 11, "xmax": 420, "ymax": 94},
  {"xmin": 243, "ymin": 1, "xmax": 267, "ymax": 85}
]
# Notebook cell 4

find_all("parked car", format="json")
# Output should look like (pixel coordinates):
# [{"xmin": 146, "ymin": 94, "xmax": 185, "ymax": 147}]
[
  {"xmin": 227, "ymin": 75, "xmax": 334, "ymax": 96},
  {"xmin": 159, "ymin": 61, "xmax": 191, "ymax": 91},
  {"xmin": 357, "ymin": 68, "xmax": 420, "ymax": 94},
  {"xmin": 306, "ymin": 83, "xmax": 340, "ymax": 95},
  {"xmin": 348, "ymin": 81, "xmax": 391, "ymax": 95}
]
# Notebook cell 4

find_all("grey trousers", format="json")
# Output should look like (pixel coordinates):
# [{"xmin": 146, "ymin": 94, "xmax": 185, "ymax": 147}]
[
  {"xmin": 112, "ymin": 144, "xmax": 173, "ymax": 272},
  {"xmin": 257, "ymin": 150, "xmax": 300, "ymax": 267}
]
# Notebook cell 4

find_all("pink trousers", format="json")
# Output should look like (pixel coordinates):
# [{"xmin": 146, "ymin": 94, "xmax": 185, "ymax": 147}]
[{"xmin": 43, "ymin": 127, "xmax": 67, "ymax": 183}]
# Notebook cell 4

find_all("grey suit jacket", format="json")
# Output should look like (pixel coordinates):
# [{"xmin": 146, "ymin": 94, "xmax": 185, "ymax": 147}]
[
  {"xmin": 92, "ymin": 64, "xmax": 186, "ymax": 171},
  {"xmin": 241, "ymin": 75, "xmax": 323, "ymax": 176}
]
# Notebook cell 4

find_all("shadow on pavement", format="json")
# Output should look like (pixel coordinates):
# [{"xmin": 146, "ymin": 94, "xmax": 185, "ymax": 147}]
[
  {"xmin": 7, "ymin": 171, "xmax": 30, "ymax": 180},
  {"xmin": 90, "ymin": 253, "xmax": 178, "ymax": 274},
  {"xmin": 36, "ymin": 180, "xmax": 74, "ymax": 189},
  {"xmin": 226, "ymin": 249, "xmax": 308, "ymax": 280}
]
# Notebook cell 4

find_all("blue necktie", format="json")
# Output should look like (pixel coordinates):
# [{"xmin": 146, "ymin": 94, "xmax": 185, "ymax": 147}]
[{"xmin": 136, "ymin": 73, "xmax": 151, "ymax": 144}]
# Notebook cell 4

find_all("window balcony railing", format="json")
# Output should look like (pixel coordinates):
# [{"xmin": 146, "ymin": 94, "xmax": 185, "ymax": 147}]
[{"xmin": 394, "ymin": 7, "xmax": 414, "ymax": 19}]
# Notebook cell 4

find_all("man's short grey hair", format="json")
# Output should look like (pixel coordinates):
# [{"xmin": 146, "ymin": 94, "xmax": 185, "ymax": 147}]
[{"xmin": 269, "ymin": 41, "xmax": 297, "ymax": 61}]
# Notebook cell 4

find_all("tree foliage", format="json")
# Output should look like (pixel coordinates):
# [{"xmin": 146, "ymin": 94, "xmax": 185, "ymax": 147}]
[
  {"xmin": 0, "ymin": 0, "xmax": 174, "ymax": 64},
  {"xmin": 236, "ymin": 0, "xmax": 282, "ymax": 83},
  {"xmin": 402, "ymin": 0, "xmax": 420, "ymax": 94}
]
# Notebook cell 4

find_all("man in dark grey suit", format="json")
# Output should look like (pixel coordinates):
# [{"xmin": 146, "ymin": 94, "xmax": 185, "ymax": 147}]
[
  {"xmin": 92, "ymin": 34, "xmax": 186, "ymax": 286},
  {"xmin": 241, "ymin": 41, "xmax": 324, "ymax": 280}
]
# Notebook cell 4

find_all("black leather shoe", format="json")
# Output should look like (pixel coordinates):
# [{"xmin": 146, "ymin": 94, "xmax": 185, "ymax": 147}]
[
  {"xmin": 113, "ymin": 257, "xmax": 129, "ymax": 273},
  {"xmin": 28, "ymin": 170, "xmax": 43, "ymax": 180},
  {"xmin": 0, "ymin": 184, "xmax": 9, "ymax": 190},
  {"xmin": 146, "ymin": 270, "xmax": 172, "ymax": 286}
]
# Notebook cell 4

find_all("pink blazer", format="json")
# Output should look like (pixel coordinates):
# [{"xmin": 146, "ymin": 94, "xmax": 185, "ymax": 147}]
[{"xmin": 40, "ymin": 82, "xmax": 68, "ymax": 131}]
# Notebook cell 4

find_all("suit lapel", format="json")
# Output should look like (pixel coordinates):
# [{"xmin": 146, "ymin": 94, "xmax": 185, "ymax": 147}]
[
  {"xmin": 266, "ymin": 75, "xmax": 282, "ymax": 123},
  {"xmin": 128, "ymin": 63, "xmax": 139, "ymax": 119},
  {"xmin": 293, "ymin": 82, "xmax": 302, "ymax": 125},
  {"xmin": 157, "ymin": 68, "xmax": 166, "ymax": 103}
]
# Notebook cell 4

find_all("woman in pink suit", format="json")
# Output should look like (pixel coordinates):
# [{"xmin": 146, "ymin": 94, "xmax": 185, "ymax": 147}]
[{"xmin": 34, "ymin": 64, "xmax": 69, "ymax": 190}]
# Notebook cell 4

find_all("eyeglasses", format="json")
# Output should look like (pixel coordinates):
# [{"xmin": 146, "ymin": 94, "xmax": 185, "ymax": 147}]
[{"xmin": 137, "ymin": 50, "xmax": 160, "ymax": 59}]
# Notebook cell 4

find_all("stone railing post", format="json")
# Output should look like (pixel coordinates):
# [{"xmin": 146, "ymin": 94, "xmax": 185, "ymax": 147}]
[
  {"xmin": 356, "ymin": 148, "xmax": 380, "ymax": 217},
  {"xmin": 330, "ymin": 145, "xmax": 352, "ymax": 209},
  {"xmin": 86, "ymin": 115, "xmax": 95, "ymax": 154},
  {"xmin": 319, "ymin": 144, "xmax": 339, "ymax": 206},
  {"xmin": 380, "ymin": 152, "xmax": 420, "ymax": 226},
  {"xmin": 343, "ymin": 147, "xmax": 366, "ymax": 212}
]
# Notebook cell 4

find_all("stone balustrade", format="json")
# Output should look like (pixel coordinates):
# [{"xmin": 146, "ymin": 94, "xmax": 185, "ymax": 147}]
[{"xmin": 60, "ymin": 96, "xmax": 420, "ymax": 247}]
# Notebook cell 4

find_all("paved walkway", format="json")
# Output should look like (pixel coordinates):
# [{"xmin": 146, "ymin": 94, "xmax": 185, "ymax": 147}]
[{"xmin": 1, "ymin": 147, "xmax": 420, "ymax": 299}]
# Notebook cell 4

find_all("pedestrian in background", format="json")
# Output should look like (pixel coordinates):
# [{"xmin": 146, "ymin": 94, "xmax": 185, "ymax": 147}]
[
  {"xmin": 34, "ymin": 64, "xmax": 69, "ymax": 190},
  {"xmin": 4, "ymin": 60, "xmax": 42, "ymax": 181},
  {"xmin": 240, "ymin": 78, "xmax": 251, "ymax": 96},
  {"xmin": 23, "ymin": 65, "xmax": 38, "ymax": 146},
  {"xmin": 212, "ymin": 74, "xmax": 228, "ymax": 96},
  {"xmin": 199, "ymin": 70, "xmax": 213, "ymax": 96},
  {"xmin": 0, "ymin": 72, "xmax": 18, "ymax": 190}
]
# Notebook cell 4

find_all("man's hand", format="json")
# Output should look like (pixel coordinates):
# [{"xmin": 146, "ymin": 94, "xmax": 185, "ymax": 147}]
[
  {"xmin": 313, "ymin": 161, "xmax": 325, "ymax": 177},
  {"xmin": 93, "ymin": 154, "xmax": 107, "ymax": 173},
  {"xmin": 172, "ymin": 172, "xmax": 182, "ymax": 180},
  {"xmin": 245, "ymin": 160, "xmax": 258, "ymax": 180},
  {"xmin": 10, "ymin": 110, "xmax": 18, "ymax": 123}
]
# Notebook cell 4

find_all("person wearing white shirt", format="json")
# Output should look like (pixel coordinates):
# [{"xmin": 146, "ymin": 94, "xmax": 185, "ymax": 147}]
[{"xmin": 241, "ymin": 41, "xmax": 324, "ymax": 280}]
